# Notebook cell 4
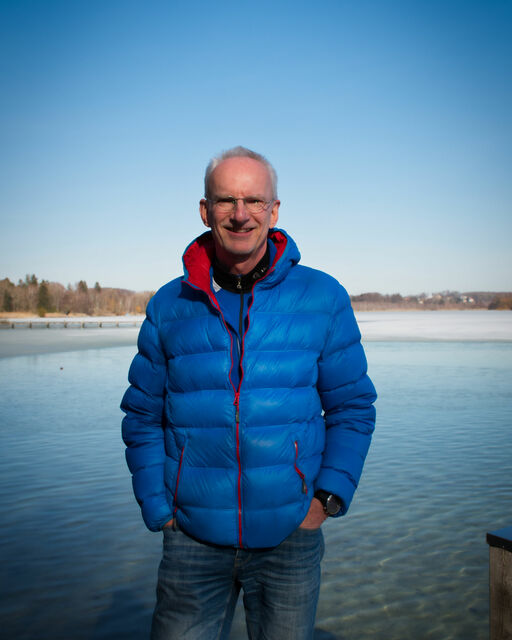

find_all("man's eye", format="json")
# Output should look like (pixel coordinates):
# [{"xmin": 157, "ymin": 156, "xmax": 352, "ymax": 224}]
[
  {"xmin": 246, "ymin": 198, "xmax": 263, "ymax": 205},
  {"xmin": 218, "ymin": 198, "xmax": 235, "ymax": 204}
]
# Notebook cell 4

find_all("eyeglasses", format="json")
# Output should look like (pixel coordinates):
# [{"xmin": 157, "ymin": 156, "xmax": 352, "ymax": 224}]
[{"xmin": 207, "ymin": 197, "xmax": 273, "ymax": 214}]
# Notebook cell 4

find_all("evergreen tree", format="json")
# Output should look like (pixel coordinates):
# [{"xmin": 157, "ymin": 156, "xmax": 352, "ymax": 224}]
[
  {"xmin": 37, "ymin": 281, "xmax": 53, "ymax": 316},
  {"xmin": 3, "ymin": 290, "xmax": 13, "ymax": 312}
]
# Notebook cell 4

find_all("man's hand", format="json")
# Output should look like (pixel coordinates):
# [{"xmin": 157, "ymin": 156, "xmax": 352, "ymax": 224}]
[
  {"xmin": 299, "ymin": 497, "xmax": 327, "ymax": 530},
  {"xmin": 163, "ymin": 519, "xmax": 174, "ymax": 529}
]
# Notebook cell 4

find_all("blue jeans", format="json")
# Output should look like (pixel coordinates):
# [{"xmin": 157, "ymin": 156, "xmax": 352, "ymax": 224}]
[{"xmin": 150, "ymin": 524, "xmax": 325, "ymax": 640}]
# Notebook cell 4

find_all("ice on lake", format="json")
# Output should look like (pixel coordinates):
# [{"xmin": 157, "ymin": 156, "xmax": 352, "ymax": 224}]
[
  {"xmin": 356, "ymin": 310, "xmax": 512, "ymax": 342},
  {"xmin": 1, "ymin": 311, "xmax": 511, "ymax": 360}
]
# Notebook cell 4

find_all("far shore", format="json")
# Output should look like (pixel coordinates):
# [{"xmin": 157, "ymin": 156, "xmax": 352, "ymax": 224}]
[
  {"xmin": 2, "ymin": 306, "xmax": 509, "ymax": 321},
  {"xmin": 0, "ymin": 312, "xmax": 145, "ymax": 321}
]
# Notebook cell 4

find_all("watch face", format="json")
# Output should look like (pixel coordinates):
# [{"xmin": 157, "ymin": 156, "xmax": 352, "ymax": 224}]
[{"xmin": 326, "ymin": 494, "xmax": 342, "ymax": 515}]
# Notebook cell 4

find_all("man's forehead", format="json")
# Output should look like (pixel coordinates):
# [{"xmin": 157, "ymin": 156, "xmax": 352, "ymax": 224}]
[{"xmin": 210, "ymin": 157, "xmax": 271, "ymax": 187}]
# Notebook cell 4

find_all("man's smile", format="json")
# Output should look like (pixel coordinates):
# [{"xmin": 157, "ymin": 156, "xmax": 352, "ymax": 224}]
[{"xmin": 225, "ymin": 227, "xmax": 254, "ymax": 234}]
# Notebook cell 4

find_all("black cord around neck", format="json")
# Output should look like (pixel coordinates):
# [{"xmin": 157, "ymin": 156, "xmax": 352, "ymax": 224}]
[{"xmin": 213, "ymin": 247, "xmax": 270, "ymax": 293}]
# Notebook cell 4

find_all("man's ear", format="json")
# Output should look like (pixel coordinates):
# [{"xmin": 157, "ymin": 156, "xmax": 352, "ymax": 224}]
[
  {"xmin": 270, "ymin": 199, "xmax": 280, "ymax": 228},
  {"xmin": 199, "ymin": 199, "xmax": 210, "ymax": 227}
]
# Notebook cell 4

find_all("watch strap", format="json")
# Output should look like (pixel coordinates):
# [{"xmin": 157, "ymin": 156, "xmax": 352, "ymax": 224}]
[{"xmin": 314, "ymin": 489, "xmax": 342, "ymax": 516}]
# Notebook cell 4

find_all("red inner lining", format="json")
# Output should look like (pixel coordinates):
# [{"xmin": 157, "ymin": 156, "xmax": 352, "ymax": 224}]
[{"xmin": 183, "ymin": 229, "xmax": 288, "ymax": 295}]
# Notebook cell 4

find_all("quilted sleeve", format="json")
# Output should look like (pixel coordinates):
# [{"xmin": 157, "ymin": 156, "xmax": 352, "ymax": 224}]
[
  {"xmin": 316, "ymin": 284, "xmax": 377, "ymax": 515},
  {"xmin": 120, "ymin": 296, "xmax": 172, "ymax": 531}
]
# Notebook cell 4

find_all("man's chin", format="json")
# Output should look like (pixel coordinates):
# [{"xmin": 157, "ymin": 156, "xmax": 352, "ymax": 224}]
[
  {"xmin": 216, "ymin": 241, "xmax": 265, "ymax": 268},
  {"xmin": 221, "ymin": 247, "xmax": 254, "ymax": 260},
  {"xmin": 222, "ymin": 238, "xmax": 258, "ymax": 257}
]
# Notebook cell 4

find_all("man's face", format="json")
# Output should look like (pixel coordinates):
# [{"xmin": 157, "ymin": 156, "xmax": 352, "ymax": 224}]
[{"xmin": 200, "ymin": 157, "xmax": 280, "ymax": 273}]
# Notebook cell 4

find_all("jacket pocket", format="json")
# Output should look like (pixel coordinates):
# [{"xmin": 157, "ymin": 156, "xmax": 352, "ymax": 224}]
[{"xmin": 294, "ymin": 440, "xmax": 308, "ymax": 494}]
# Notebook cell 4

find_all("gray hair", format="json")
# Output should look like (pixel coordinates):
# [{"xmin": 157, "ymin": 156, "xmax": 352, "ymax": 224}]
[{"xmin": 204, "ymin": 146, "xmax": 278, "ymax": 199}]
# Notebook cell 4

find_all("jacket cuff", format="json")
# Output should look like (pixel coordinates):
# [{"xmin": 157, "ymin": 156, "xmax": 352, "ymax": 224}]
[{"xmin": 314, "ymin": 468, "xmax": 356, "ymax": 517}]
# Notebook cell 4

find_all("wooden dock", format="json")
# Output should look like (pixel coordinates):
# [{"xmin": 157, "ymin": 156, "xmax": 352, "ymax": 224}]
[
  {"xmin": 0, "ymin": 318, "xmax": 143, "ymax": 329},
  {"xmin": 487, "ymin": 526, "xmax": 512, "ymax": 640}
]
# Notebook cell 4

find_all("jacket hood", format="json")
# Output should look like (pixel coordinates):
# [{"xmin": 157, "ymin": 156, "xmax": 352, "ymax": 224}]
[{"xmin": 182, "ymin": 227, "xmax": 301, "ymax": 296}]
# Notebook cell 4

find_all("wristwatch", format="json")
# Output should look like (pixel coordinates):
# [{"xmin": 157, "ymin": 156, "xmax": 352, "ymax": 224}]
[{"xmin": 314, "ymin": 490, "xmax": 343, "ymax": 516}]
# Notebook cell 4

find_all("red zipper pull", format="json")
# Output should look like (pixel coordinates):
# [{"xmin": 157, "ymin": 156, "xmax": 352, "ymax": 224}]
[
  {"xmin": 294, "ymin": 441, "xmax": 308, "ymax": 494},
  {"xmin": 233, "ymin": 392, "xmax": 240, "ymax": 423}
]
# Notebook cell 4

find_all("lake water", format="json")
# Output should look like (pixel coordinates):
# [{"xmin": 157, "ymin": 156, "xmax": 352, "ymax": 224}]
[{"xmin": 0, "ymin": 313, "xmax": 511, "ymax": 639}]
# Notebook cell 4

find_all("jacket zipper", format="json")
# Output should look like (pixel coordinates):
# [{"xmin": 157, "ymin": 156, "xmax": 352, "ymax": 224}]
[
  {"xmin": 294, "ymin": 441, "xmax": 308, "ymax": 494},
  {"xmin": 185, "ymin": 262, "xmax": 278, "ymax": 548},
  {"xmin": 234, "ymin": 270, "xmax": 277, "ymax": 545},
  {"xmin": 237, "ymin": 290, "xmax": 244, "ymax": 370},
  {"xmin": 185, "ymin": 280, "xmax": 242, "ymax": 544},
  {"xmin": 233, "ymin": 390, "xmax": 242, "ymax": 545},
  {"xmin": 233, "ymin": 288, "xmax": 244, "ymax": 546}
]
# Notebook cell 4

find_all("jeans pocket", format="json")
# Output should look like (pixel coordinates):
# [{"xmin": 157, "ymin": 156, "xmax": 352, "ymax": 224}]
[
  {"xmin": 163, "ymin": 520, "xmax": 179, "ymax": 537},
  {"xmin": 296, "ymin": 525, "xmax": 322, "ymax": 534}
]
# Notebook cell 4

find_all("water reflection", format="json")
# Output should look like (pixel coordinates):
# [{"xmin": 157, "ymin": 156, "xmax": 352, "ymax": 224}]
[{"xmin": 0, "ymin": 341, "xmax": 510, "ymax": 639}]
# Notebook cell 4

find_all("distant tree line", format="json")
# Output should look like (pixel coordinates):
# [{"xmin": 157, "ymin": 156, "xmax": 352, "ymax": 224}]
[
  {"xmin": 1, "ymin": 276, "xmax": 510, "ymax": 315},
  {"xmin": 488, "ymin": 295, "xmax": 512, "ymax": 310},
  {"xmin": 351, "ymin": 291, "xmax": 512, "ymax": 310},
  {"xmin": 0, "ymin": 275, "xmax": 154, "ymax": 316}
]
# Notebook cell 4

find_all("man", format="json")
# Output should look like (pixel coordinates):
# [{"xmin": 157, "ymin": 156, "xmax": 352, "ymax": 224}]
[{"xmin": 121, "ymin": 146, "xmax": 376, "ymax": 640}]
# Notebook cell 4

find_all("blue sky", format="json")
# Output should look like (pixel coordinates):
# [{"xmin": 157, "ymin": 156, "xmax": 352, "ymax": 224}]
[{"xmin": 1, "ymin": 0, "xmax": 510, "ymax": 295}]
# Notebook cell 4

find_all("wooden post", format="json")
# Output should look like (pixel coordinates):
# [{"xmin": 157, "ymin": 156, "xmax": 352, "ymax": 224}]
[{"xmin": 487, "ymin": 526, "xmax": 512, "ymax": 640}]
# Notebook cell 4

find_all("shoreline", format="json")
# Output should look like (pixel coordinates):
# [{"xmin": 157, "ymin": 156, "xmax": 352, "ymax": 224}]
[
  {"xmin": 0, "ymin": 313, "xmax": 144, "ymax": 325},
  {"xmin": 2, "ymin": 307, "xmax": 510, "ymax": 322}
]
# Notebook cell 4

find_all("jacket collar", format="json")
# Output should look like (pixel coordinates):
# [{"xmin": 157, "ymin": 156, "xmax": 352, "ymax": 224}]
[
  {"xmin": 212, "ymin": 247, "xmax": 270, "ymax": 293},
  {"xmin": 182, "ymin": 228, "xmax": 300, "ymax": 297}
]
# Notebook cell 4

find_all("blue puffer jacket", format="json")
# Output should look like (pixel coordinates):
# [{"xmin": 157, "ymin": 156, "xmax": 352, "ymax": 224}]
[{"xmin": 121, "ymin": 228, "xmax": 376, "ymax": 548}]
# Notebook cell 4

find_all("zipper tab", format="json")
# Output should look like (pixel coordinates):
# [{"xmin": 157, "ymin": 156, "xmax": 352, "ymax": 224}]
[
  {"xmin": 294, "ymin": 441, "xmax": 308, "ymax": 494},
  {"xmin": 236, "ymin": 276, "xmax": 242, "ymax": 290},
  {"xmin": 233, "ymin": 392, "xmax": 240, "ymax": 423}
]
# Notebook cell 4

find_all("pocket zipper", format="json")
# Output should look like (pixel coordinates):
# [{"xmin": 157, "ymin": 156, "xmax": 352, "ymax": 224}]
[
  {"xmin": 173, "ymin": 444, "xmax": 186, "ymax": 515},
  {"xmin": 294, "ymin": 441, "xmax": 308, "ymax": 494}
]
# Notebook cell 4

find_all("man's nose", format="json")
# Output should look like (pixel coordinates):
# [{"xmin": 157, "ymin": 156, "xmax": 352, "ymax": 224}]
[{"xmin": 232, "ymin": 199, "xmax": 250, "ymax": 222}]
